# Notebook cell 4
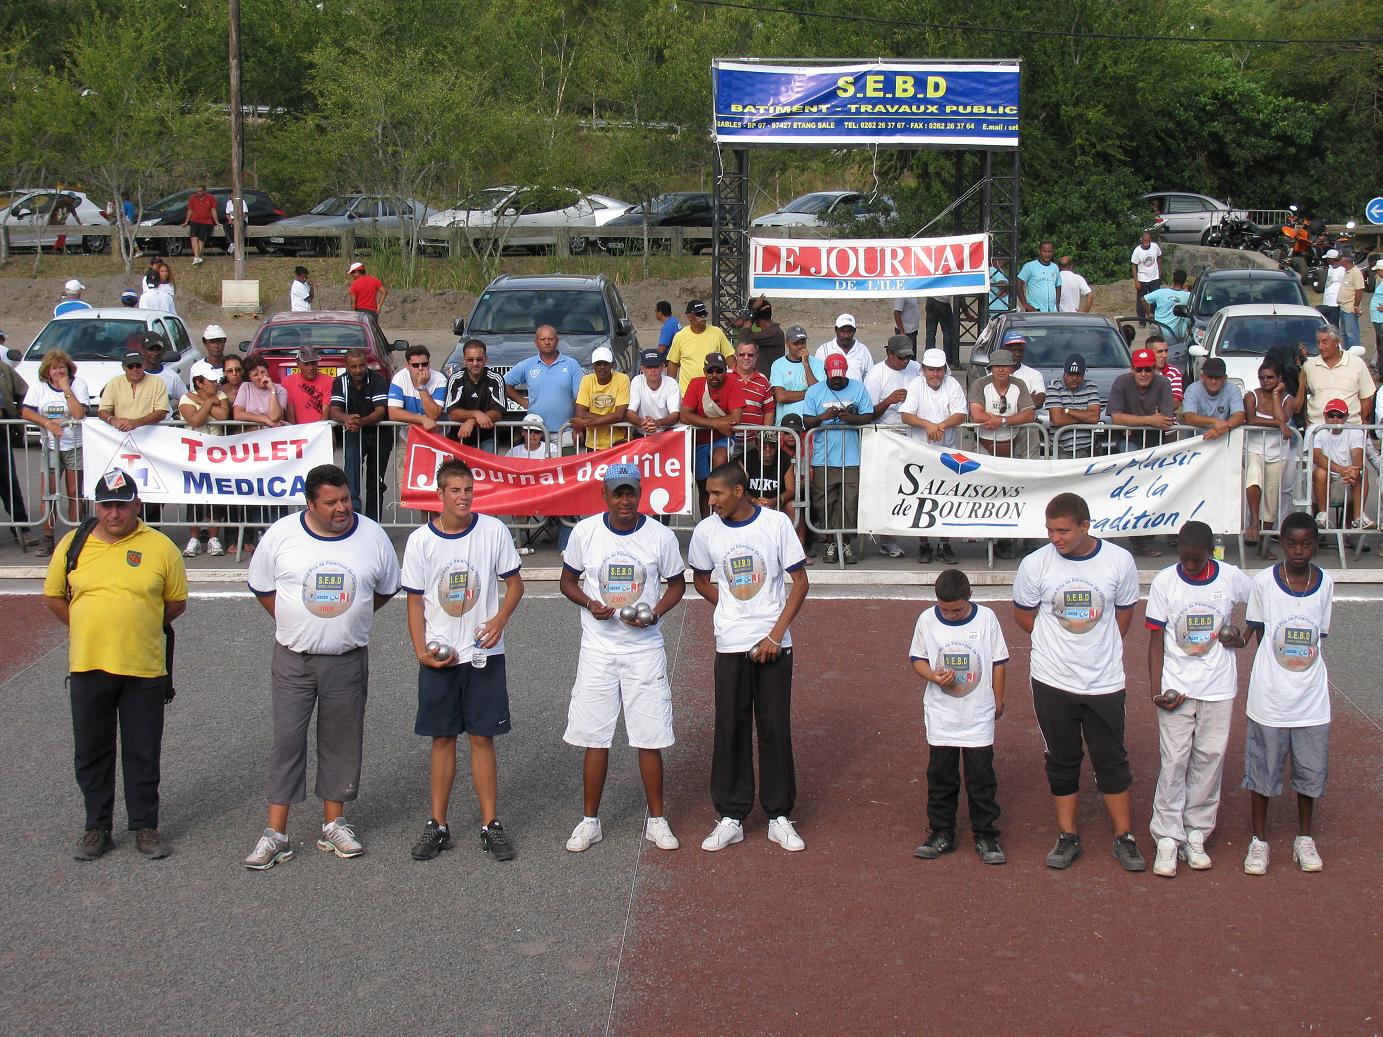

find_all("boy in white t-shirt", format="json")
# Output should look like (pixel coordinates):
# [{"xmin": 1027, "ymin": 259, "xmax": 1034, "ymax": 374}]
[
  {"xmin": 401, "ymin": 459, "xmax": 525, "ymax": 863},
  {"xmin": 1310, "ymin": 399, "xmax": 1372, "ymax": 530},
  {"xmin": 908, "ymin": 569, "xmax": 1008, "ymax": 865},
  {"xmin": 1240, "ymin": 512, "xmax": 1333, "ymax": 875},
  {"xmin": 1145, "ymin": 521, "xmax": 1252, "ymax": 877},
  {"xmin": 559, "ymin": 464, "xmax": 687, "ymax": 854}
]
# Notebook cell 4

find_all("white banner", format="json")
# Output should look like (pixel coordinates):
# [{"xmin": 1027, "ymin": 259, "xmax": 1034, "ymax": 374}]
[
  {"xmin": 82, "ymin": 419, "xmax": 334, "ymax": 505},
  {"xmin": 750, "ymin": 234, "xmax": 988, "ymax": 299},
  {"xmin": 858, "ymin": 428, "xmax": 1246, "ymax": 538}
]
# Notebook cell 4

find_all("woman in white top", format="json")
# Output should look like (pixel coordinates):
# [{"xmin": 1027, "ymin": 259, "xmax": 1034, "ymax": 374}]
[{"xmin": 20, "ymin": 349, "xmax": 88, "ymax": 557}]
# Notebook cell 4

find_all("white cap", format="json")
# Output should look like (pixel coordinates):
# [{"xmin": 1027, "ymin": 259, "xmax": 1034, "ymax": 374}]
[
  {"xmin": 590, "ymin": 345, "xmax": 614, "ymax": 364},
  {"xmin": 921, "ymin": 348, "xmax": 948, "ymax": 368},
  {"xmin": 348, "ymin": 261, "xmax": 365, "ymax": 274},
  {"xmin": 1373, "ymin": 258, "xmax": 1383, "ymax": 272},
  {"xmin": 834, "ymin": 313, "xmax": 857, "ymax": 329},
  {"xmin": 1324, "ymin": 248, "xmax": 1340, "ymax": 259},
  {"xmin": 64, "ymin": 278, "xmax": 86, "ymax": 294},
  {"xmin": 202, "ymin": 324, "xmax": 227, "ymax": 340}
]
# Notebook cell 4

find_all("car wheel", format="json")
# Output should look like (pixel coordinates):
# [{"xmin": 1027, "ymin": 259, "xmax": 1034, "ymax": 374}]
[
  {"xmin": 82, "ymin": 235, "xmax": 108, "ymax": 255},
  {"xmin": 165, "ymin": 238, "xmax": 185, "ymax": 257},
  {"xmin": 1200, "ymin": 228, "xmax": 1215, "ymax": 246},
  {"xmin": 1308, "ymin": 268, "xmax": 1325, "ymax": 294},
  {"xmin": 569, "ymin": 236, "xmax": 589, "ymax": 255},
  {"xmin": 254, "ymin": 240, "xmax": 273, "ymax": 254}
]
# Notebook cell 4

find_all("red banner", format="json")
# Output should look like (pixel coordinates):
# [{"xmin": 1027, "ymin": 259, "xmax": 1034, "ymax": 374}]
[{"xmin": 400, "ymin": 427, "xmax": 693, "ymax": 516}]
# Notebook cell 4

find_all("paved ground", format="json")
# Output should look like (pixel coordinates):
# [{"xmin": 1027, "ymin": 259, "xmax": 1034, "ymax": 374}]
[{"xmin": 2, "ymin": 587, "xmax": 1380, "ymax": 1036}]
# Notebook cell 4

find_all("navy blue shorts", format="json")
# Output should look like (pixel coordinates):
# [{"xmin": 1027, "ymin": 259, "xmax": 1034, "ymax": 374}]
[{"xmin": 415, "ymin": 656, "xmax": 511, "ymax": 738}]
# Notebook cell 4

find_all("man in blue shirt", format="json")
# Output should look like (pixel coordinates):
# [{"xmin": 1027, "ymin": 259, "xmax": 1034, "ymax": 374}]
[
  {"xmin": 654, "ymin": 301, "xmax": 680, "ymax": 359},
  {"xmin": 989, "ymin": 258, "xmax": 1010, "ymax": 315},
  {"xmin": 1142, "ymin": 269, "xmax": 1192, "ymax": 342},
  {"xmin": 54, "ymin": 279, "xmax": 93, "ymax": 317},
  {"xmin": 803, "ymin": 352, "xmax": 874, "ymax": 564},
  {"xmin": 503, "ymin": 324, "xmax": 584, "ymax": 447},
  {"xmin": 1180, "ymin": 357, "xmax": 1245, "ymax": 441},
  {"xmin": 1017, "ymin": 242, "xmax": 1061, "ymax": 312}
]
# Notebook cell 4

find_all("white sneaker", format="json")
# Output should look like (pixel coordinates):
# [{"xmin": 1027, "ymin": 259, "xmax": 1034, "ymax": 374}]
[
  {"xmin": 565, "ymin": 817, "xmax": 602, "ymax": 853},
  {"xmin": 244, "ymin": 829, "xmax": 292, "ymax": 870},
  {"xmin": 767, "ymin": 816, "xmax": 805, "ymax": 852},
  {"xmin": 206, "ymin": 536, "xmax": 225, "ymax": 556},
  {"xmin": 1314, "ymin": 511, "xmax": 1328, "ymax": 529},
  {"xmin": 1243, "ymin": 836, "xmax": 1270, "ymax": 875},
  {"xmin": 1293, "ymin": 835, "xmax": 1323, "ymax": 872},
  {"xmin": 700, "ymin": 817, "xmax": 744, "ymax": 852},
  {"xmin": 1153, "ymin": 836, "xmax": 1178, "ymax": 877},
  {"xmin": 1351, "ymin": 515, "xmax": 1375, "ymax": 530},
  {"xmin": 316, "ymin": 819, "xmax": 363, "ymax": 858},
  {"xmin": 183, "ymin": 537, "xmax": 203, "ymax": 557},
  {"xmin": 644, "ymin": 816, "xmax": 679, "ymax": 851},
  {"xmin": 192, "ymin": 256, "xmax": 204, "ymax": 266},
  {"xmin": 1181, "ymin": 829, "xmax": 1212, "ymax": 870}
]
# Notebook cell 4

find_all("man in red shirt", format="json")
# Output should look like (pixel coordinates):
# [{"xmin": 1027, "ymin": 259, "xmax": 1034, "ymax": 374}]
[
  {"xmin": 731, "ymin": 339, "xmax": 774, "ymax": 457},
  {"xmin": 282, "ymin": 346, "xmax": 335, "ymax": 424},
  {"xmin": 182, "ymin": 185, "xmax": 221, "ymax": 266},
  {"xmin": 347, "ymin": 262, "xmax": 387, "ymax": 316},
  {"xmin": 681, "ymin": 352, "xmax": 744, "ymax": 516},
  {"xmin": 1148, "ymin": 332, "xmax": 1184, "ymax": 404}
]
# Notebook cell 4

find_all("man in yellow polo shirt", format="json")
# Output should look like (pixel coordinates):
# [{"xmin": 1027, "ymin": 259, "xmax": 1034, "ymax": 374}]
[
  {"xmin": 572, "ymin": 345, "xmax": 630, "ymax": 449},
  {"xmin": 667, "ymin": 299, "xmax": 732, "ymax": 397},
  {"xmin": 43, "ymin": 469, "xmax": 187, "ymax": 861},
  {"xmin": 97, "ymin": 339, "xmax": 171, "ymax": 430}
]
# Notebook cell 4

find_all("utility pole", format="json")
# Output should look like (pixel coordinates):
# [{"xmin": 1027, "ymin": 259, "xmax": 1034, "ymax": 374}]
[{"xmin": 229, "ymin": 0, "xmax": 246, "ymax": 279}]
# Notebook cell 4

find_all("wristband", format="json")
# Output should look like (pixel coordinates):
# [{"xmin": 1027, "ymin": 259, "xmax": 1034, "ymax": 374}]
[{"xmin": 765, "ymin": 634, "xmax": 782, "ymax": 648}]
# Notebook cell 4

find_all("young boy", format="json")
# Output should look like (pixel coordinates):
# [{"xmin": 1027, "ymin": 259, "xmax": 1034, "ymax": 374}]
[
  {"xmin": 908, "ymin": 569, "xmax": 1008, "ymax": 864},
  {"xmin": 1145, "ymin": 521, "xmax": 1252, "ymax": 877},
  {"xmin": 1241, "ymin": 511, "xmax": 1334, "ymax": 875}
]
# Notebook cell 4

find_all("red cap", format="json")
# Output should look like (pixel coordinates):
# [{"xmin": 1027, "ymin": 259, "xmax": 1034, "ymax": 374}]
[
  {"xmin": 824, "ymin": 352, "xmax": 849, "ymax": 374},
  {"xmin": 1132, "ymin": 348, "xmax": 1156, "ymax": 368},
  {"xmin": 1324, "ymin": 398, "xmax": 1349, "ymax": 416}
]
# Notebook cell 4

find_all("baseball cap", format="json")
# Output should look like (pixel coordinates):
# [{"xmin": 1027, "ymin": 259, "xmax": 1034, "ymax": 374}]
[
  {"xmin": 638, "ymin": 349, "xmax": 663, "ymax": 368},
  {"xmin": 120, "ymin": 289, "xmax": 138, "ymax": 304},
  {"xmin": 604, "ymin": 462, "xmax": 642, "ymax": 490},
  {"xmin": 1064, "ymin": 353, "xmax": 1086, "ymax": 375},
  {"xmin": 203, "ymin": 324, "xmax": 227, "ymax": 341},
  {"xmin": 1202, "ymin": 357, "xmax": 1227, "ymax": 377},
  {"xmin": 987, "ymin": 348, "xmax": 1016, "ymax": 367},
  {"xmin": 834, "ymin": 313, "xmax": 857, "ymax": 329},
  {"xmin": 520, "ymin": 414, "xmax": 546, "ymax": 431},
  {"xmin": 93, "ymin": 469, "xmax": 138, "ymax": 503},
  {"xmin": 1373, "ymin": 258, "xmax": 1383, "ymax": 272},
  {"xmin": 139, "ymin": 331, "xmax": 166, "ymax": 351},
  {"xmin": 64, "ymin": 278, "xmax": 86, "ymax": 294},
  {"xmin": 122, "ymin": 351, "xmax": 144, "ymax": 367},
  {"xmin": 921, "ymin": 348, "xmax": 948, "ymax": 369},
  {"xmin": 1324, "ymin": 398, "xmax": 1349, "ymax": 416},
  {"xmin": 591, "ymin": 345, "xmax": 614, "ymax": 365},
  {"xmin": 347, "ymin": 261, "xmax": 365, "ymax": 274},
  {"xmin": 1001, "ymin": 331, "xmax": 1028, "ymax": 347},
  {"xmin": 297, "ymin": 346, "xmax": 320, "ymax": 363},
  {"xmin": 1324, "ymin": 249, "xmax": 1340, "ymax": 259},
  {"xmin": 1132, "ymin": 348, "xmax": 1157, "ymax": 368},
  {"xmin": 785, "ymin": 324, "xmax": 808, "ymax": 342},
  {"xmin": 824, "ymin": 352, "xmax": 849, "ymax": 374},
  {"xmin": 885, "ymin": 334, "xmax": 915, "ymax": 358},
  {"xmin": 685, "ymin": 299, "xmax": 708, "ymax": 316},
  {"xmin": 703, "ymin": 351, "xmax": 728, "ymax": 372}
]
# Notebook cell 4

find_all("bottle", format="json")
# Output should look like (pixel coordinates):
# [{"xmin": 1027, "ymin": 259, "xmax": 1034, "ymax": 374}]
[
  {"xmin": 471, "ymin": 639, "xmax": 488, "ymax": 669},
  {"xmin": 1213, "ymin": 536, "xmax": 1225, "ymax": 562}
]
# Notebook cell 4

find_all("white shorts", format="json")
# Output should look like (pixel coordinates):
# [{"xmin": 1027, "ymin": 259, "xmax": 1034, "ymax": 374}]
[{"xmin": 563, "ymin": 645, "xmax": 675, "ymax": 750}]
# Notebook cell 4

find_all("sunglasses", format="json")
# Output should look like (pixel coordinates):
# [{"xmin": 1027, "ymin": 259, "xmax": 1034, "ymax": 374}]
[
  {"xmin": 124, "ymin": 361, "xmax": 144, "ymax": 369},
  {"xmin": 997, "ymin": 397, "xmax": 1009, "ymax": 415},
  {"xmin": 705, "ymin": 366, "xmax": 726, "ymax": 374},
  {"xmin": 408, "ymin": 361, "xmax": 429, "ymax": 369}
]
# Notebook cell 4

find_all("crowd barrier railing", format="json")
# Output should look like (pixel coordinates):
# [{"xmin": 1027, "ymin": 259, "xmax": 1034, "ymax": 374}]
[
  {"xmin": 1300, "ymin": 422, "xmax": 1383, "ymax": 569},
  {"xmin": 0, "ymin": 417, "xmax": 65, "ymax": 551}
]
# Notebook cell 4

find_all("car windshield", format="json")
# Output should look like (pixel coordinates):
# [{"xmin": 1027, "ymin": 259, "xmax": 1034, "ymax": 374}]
[
  {"xmin": 468, "ymin": 290, "xmax": 609, "ymax": 336},
  {"xmin": 25, "ymin": 319, "xmax": 148, "ymax": 361},
  {"xmin": 147, "ymin": 190, "xmax": 194, "ymax": 212},
  {"xmin": 1195, "ymin": 279, "xmax": 1303, "ymax": 317},
  {"xmin": 452, "ymin": 188, "xmax": 512, "ymax": 213},
  {"xmin": 1218, "ymin": 316, "xmax": 1325, "ymax": 356},
  {"xmin": 781, "ymin": 193, "xmax": 843, "ymax": 215},
  {"xmin": 1011, "ymin": 326, "xmax": 1129, "ymax": 368},
  {"xmin": 257, "ymin": 323, "xmax": 369, "ymax": 353},
  {"xmin": 308, "ymin": 197, "xmax": 356, "ymax": 216}
]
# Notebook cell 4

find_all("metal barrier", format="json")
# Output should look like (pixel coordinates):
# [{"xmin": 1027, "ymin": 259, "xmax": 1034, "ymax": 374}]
[{"xmin": 0, "ymin": 417, "xmax": 62, "ymax": 552}]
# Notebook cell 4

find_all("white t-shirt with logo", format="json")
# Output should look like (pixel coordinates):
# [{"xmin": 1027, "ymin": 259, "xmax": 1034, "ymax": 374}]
[
  {"xmin": 864, "ymin": 360, "xmax": 921, "ymax": 425},
  {"xmin": 248, "ymin": 512, "xmax": 401, "ymax": 654},
  {"xmin": 1131, "ymin": 242, "xmax": 1163, "ymax": 283},
  {"xmin": 628, "ymin": 375, "xmax": 681, "ymax": 423},
  {"xmin": 23, "ymin": 376, "xmax": 89, "ymax": 450},
  {"xmin": 1245, "ymin": 564, "xmax": 1332, "ymax": 727},
  {"xmin": 1145, "ymin": 560, "xmax": 1252, "ymax": 701},
  {"xmin": 563, "ymin": 514, "xmax": 684, "ymax": 655},
  {"xmin": 1014, "ymin": 539, "xmax": 1140, "ymax": 695},
  {"xmin": 900, "ymin": 375, "xmax": 967, "ymax": 447},
  {"xmin": 909, "ymin": 603, "xmax": 1009, "ymax": 747},
  {"xmin": 400, "ymin": 514, "xmax": 522, "ymax": 660},
  {"xmin": 688, "ymin": 505, "xmax": 807, "ymax": 653}
]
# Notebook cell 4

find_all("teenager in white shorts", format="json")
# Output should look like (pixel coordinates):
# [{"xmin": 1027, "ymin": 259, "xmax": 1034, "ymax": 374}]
[{"xmin": 559, "ymin": 463, "xmax": 687, "ymax": 852}]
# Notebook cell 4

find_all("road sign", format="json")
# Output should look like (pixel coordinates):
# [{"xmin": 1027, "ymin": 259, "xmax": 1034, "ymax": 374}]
[{"xmin": 1366, "ymin": 197, "xmax": 1383, "ymax": 226}]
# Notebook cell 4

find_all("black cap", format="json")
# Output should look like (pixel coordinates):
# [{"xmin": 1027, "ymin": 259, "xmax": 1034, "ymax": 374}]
[
  {"xmin": 138, "ymin": 331, "xmax": 166, "ymax": 350},
  {"xmin": 122, "ymin": 351, "xmax": 145, "ymax": 366},
  {"xmin": 1064, "ymin": 353, "xmax": 1086, "ymax": 376},
  {"xmin": 1202, "ymin": 357, "xmax": 1227, "ymax": 377},
  {"xmin": 638, "ymin": 349, "xmax": 663, "ymax": 367},
  {"xmin": 685, "ymin": 299, "xmax": 708, "ymax": 316},
  {"xmin": 885, "ymin": 334, "xmax": 915, "ymax": 358},
  {"xmin": 703, "ymin": 352, "xmax": 728, "ymax": 371},
  {"xmin": 93, "ymin": 468, "xmax": 138, "ymax": 503},
  {"xmin": 785, "ymin": 324, "xmax": 808, "ymax": 342}
]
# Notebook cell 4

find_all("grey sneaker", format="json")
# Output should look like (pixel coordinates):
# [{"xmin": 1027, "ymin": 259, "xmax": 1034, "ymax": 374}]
[
  {"xmin": 1113, "ymin": 833, "xmax": 1147, "ymax": 872},
  {"xmin": 975, "ymin": 834, "xmax": 1006, "ymax": 865},
  {"xmin": 244, "ymin": 829, "xmax": 293, "ymax": 871},
  {"xmin": 937, "ymin": 543, "xmax": 958, "ymax": 565},
  {"xmin": 1045, "ymin": 832, "xmax": 1083, "ymax": 869},
  {"xmin": 74, "ymin": 829, "xmax": 113, "ymax": 861},
  {"xmin": 824, "ymin": 542, "xmax": 839, "ymax": 564},
  {"xmin": 135, "ymin": 828, "xmax": 169, "ymax": 859},
  {"xmin": 914, "ymin": 830, "xmax": 955, "ymax": 859},
  {"xmin": 317, "ymin": 819, "xmax": 363, "ymax": 858}
]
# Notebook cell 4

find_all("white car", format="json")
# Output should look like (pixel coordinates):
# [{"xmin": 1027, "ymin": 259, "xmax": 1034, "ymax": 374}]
[
  {"xmin": 751, "ymin": 190, "xmax": 896, "ymax": 230},
  {"xmin": 425, "ymin": 186, "xmax": 634, "ymax": 254},
  {"xmin": 0, "ymin": 190, "xmax": 111, "ymax": 253},
  {"xmin": 1187, "ymin": 303, "xmax": 1352, "ymax": 389},
  {"xmin": 8, "ymin": 309, "xmax": 202, "ymax": 408}
]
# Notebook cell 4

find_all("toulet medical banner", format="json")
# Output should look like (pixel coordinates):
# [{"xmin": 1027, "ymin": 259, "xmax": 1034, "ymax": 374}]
[
  {"xmin": 713, "ymin": 61, "xmax": 1020, "ymax": 147},
  {"xmin": 82, "ymin": 419, "xmax": 333, "ymax": 504},
  {"xmin": 751, "ymin": 234, "xmax": 988, "ymax": 299},
  {"xmin": 400, "ymin": 427, "xmax": 693, "ymax": 516},
  {"xmin": 858, "ymin": 428, "xmax": 1246, "ymax": 539}
]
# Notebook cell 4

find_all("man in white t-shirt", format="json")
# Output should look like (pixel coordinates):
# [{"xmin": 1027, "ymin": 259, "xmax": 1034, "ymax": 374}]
[
  {"xmin": 626, "ymin": 349, "xmax": 681, "ymax": 434},
  {"xmin": 1131, "ymin": 231, "xmax": 1163, "ymax": 326},
  {"xmin": 188, "ymin": 324, "xmax": 230, "ymax": 384},
  {"xmin": 1013, "ymin": 492, "xmax": 1145, "ymax": 873},
  {"xmin": 689, "ymin": 461, "xmax": 810, "ymax": 854},
  {"xmin": 290, "ymin": 266, "xmax": 314, "ymax": 312},
  {"xmin": 1310, "ymin": 399, "xmax": 1372, "ymax": 529},
  {"xmin": 1001, "ymin": 334, "xmax": 1047, "ymax": 407},
  {"xmin": 864, "ymin": 335, "xmax": 921, "ymax": 559},
  {"xmin": 243, "ymin": 464, "xmax": 401, "ymax": 870},
  {"xmin": 1057, "ymin": 256, "xmax": 1093, "ymax": 313},
  {"xmin": 388, "ymin": 345, "xmax": 447, "ymax": 432},
  {"xmin": 559, "ymin": 464, "xmax": 687, "ymax": 854},
  {"xmin": 898, "ymin": 349, "xmax": 967, "ymax": 567},
  {"xmin": 814, "ymin": 313, "xmax": 874, "ymax": 381},
  {"xmin": 401, "ymin": 458, "xmax": 525, "ymax": 863},
  {"xmin": 1145, "ymin": 521, "xmax": 1252, "ymax": 877}
]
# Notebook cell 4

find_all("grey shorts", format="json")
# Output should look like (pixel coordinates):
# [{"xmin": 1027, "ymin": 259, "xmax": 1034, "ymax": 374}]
[
  {"xmin": 1242, "ymin": 718, "xmax": 1329, "ymax": 798},
  {"xmin": 43, "ymin": 445, "xmax": 82, "ymax": 473}
]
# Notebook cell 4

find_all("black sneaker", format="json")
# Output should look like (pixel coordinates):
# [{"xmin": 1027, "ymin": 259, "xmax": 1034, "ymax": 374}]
[
  {"xmin": 1045, "ymin": 831, "xmax": 1083, "ymax": 869},
  {"xmin": 74, "ymin": 829, "xmax": 112, "ymax": 861},
  {"xmin": 1113, "ymin": 833, "xmax": 1147, "ymax": 872},
  {"xmin": 975, "ymin": 834, "xmax": 1007, "ymax": 865},
  {"xmin": 917, "ymin": 542, "xmax": 934, "ymax": 564},
  {"xmin": 913, "ymin": 830, "xmax": 955, "ymax": 859},
  {"xmin": 481, "ymin": 820, "xmax": 516, "ymax": 861},
  {"xmin": 937, "ymin": 543, "xmax": 958, "ymax": 565},
  {"xmin": 410, "ymin": 819, "xmax": 452, "ymax": 861}
]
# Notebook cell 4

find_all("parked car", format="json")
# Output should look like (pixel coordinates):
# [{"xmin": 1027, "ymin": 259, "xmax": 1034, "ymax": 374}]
[
  {"xmin": 598, "ymin": 192, "xmax": 717, "ymax": 254},
  {"xmin": 1186, "ymin": 304, "xmax": 1339, "ymax": 387},
  {"xmin": 1142, "ymin": 191, "xmax": 1252, "ymax": 244},
  {"xmin": 751, "ymin": 190, "xmax": 896, "ymax": 230},
  {"xmin": 424, "ymin": 186, "xmax": 633, "ymax": 255},
  {"xmin": 241, "ymin": 311, "xmax": 403, "ymax": 385},
  {"xmin": 135, "ymin": 188, "xmax": 287, "ymax": 256},
  {"xmin": 967, "ymin": 311, "xmax": 1133, "ymax": 412},
  {"xmin": 1175, "ymin": 268, "xmax": 1308, "ymax": 349},
  {"xmin": 8, "ymin": 309, "xmax": 200, "ymax": 407},
  {"xmin": 0, "ymin": 190, "xmax": 110, "ymax": 253},
  {"xmin": 266, "ymin": 195, "xmax": 435, "ymax": 257},
  {"xmin": 444, "ymin": 274, "xmax": 638, "ymax": 411}
]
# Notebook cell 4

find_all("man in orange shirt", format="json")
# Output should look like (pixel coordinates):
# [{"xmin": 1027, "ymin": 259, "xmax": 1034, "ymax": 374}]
[
  {"xmin": 282, "ymin": 347, "xmax": 334, "ymax": 424},
  {"xmin": 182, "ymin": 185, "xmax": 221, "ymax": 266},
  {"xmin": 347, "ymin": 262, "xmax": 388, "ymax": 318}
]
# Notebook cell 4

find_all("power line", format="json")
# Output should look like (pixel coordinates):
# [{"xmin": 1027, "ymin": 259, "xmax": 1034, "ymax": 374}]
[{"xmin": 684, "ymin": 0, "xmax": 1383, "ymax": 47}]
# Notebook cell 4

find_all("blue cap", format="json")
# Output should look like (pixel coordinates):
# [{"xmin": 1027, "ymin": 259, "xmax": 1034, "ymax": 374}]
[
  {"xmin": 120, "ymin": 289, "xmax": 138, "ymax": 302},
  {"xmin": 604, "ymin": 463, "xmax": 642, "ymax": 490},
  {"xmin": 638, "ymin": 349, "xmax": 663, "ymax": 367},
  {"xmin": 1002, "ymin": 331, "xmax": 1028, "ymax": 347}
]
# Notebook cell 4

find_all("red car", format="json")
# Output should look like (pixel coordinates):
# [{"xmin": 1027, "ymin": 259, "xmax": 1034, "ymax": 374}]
[{"xmin": 240, "ymin": 310, "xmax": 404, "ymax": 383}]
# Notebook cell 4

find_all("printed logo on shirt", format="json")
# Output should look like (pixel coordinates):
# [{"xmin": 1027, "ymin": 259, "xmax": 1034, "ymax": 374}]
[
  {"xmin": 937, "ymin": 643, "xmax": 980, "ymax": 696},
  {"xmin": 301, "ymin": 560, "xmax": 356, "ymax": 618},
  {"xmin": 126, "ymin": 550, "xmax": 142, "ymax": 567},
  {"xmin": 593, "ymin": 390, "xmax": 615, "ymax": 410},
  {"xmin": 1051, "ymin": 578, "xmax": 1104, "ymax": 634},
  {"xmin": 437, "ymin": 561, "xmax": 479, "ymax": 618},
  {"xmin": 1174, "ymin": 605, "xmax": 1221, "ymax": 657},
  {"xmin": 724, "ymin": 544, "xmax": 768, "ymax": 601},
  {"xmin": 599, "ymin": 553, "xmax": 647, "ymax": 608},
  {"xmin": 1272, "ymin": 616, "xmax": 1319, "ymax": 671}
]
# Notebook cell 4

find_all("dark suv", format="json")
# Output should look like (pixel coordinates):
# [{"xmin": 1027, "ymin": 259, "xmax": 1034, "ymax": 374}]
[
  {"xmin": 135, "ymin": 188, "xmax": 287, "ymax": 257},
  {"xmin": 1176, "ymin": 268, "xmax": 1307, "ymax": 350}
]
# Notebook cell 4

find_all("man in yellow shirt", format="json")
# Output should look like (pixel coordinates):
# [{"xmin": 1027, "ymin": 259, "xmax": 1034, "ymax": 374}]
[
  {"xmin": 43, "ymin": 469, "xmax": 187, "ymax": 861},
  {"xmin": 98, "ymin": 344, "xmax": 170, "ymax": 429},
  {"xmin": 667, "ymin": 299, "xmax": 732, "ymax": 397},
  {"xmin": 572, "ymin": 345, "xmax": 630, "ymax": 449}
]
